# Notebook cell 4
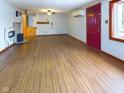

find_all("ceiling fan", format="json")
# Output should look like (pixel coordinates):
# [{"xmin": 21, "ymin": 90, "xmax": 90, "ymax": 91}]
[
  {"xmin": 47, "ymin": 10, "xmax": 56, "ymax": 15},
  {"xmin": 16, "ymin": 9, "xmax": 57, "ymax": 16}
]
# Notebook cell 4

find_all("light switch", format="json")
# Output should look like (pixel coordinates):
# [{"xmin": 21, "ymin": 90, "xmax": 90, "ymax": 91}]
[{"xmin": 105, "ymin": 20, "xmax": 108, "ymax": 24}]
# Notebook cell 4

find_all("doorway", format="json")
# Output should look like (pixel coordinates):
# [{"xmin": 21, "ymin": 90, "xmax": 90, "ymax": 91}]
[{"xmin": 86, "ymin": 3, "xmax": 101, "ymax": 50}]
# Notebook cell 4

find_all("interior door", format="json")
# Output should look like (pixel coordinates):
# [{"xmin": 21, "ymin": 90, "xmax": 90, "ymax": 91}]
[
  {"xmin": 86, "ymin": 3, "xmax": 101, "ymax": 50},
  {"xmin": 22, "ymin": 14, "xmax": 29, "ymax": 39}
]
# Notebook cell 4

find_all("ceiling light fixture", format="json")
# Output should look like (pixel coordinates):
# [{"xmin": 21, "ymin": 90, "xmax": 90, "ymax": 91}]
[{"xmin": 47, "ymin": 10, "xmax": 52, "ymax": 15}]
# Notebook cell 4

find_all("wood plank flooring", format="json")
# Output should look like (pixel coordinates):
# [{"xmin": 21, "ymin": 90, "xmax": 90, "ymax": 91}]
[{"xmin": 0, "ymin": 35, "xmax": 124, "ymax": 93}]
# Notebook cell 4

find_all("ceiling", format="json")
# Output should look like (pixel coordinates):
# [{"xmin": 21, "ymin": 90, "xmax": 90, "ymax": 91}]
[{"xmin": 5, "ymin": 0, "xmax": 98, "ymax": 13}]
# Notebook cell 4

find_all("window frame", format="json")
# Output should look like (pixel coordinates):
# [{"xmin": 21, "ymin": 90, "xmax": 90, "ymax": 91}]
[{"xmin": 109, "ymin": 0, "xmax": 124, "ymax": 42}]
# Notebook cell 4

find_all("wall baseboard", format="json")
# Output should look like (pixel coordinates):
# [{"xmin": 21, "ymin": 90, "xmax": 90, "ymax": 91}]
[
  {"xmin": 37, "ymin": 34, "xmax": 67, "ymax": 37},
  {"xmin": 67, "ymin": 34, "xmax": 85, "ymax": 43},
  {"xmin": 101, "ymin": 51, "xmax": 124, "ymax": 62},
  {"xmin": 67, "ymin": 34, "xmax": 124, "ymax": 62},
  {"xmin": 0, "ymin": 44, "xmax": 15, "ymax": 54},
  {"xmin": 0, "ymin": 34, "xmax": 123, "ymax": 62}
]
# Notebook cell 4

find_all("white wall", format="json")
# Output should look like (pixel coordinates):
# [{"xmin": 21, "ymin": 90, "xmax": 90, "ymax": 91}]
[
  {"xmin": 29, "ymin": 14, "xmax": 35, "ymax": 27},
  {"xmin": 101, "ymin": 0, "xmax": 124, "ymax": 61},
  {"xmin": 35, "ymin": 14, "xmax": 68, "ymax": 35},
  {"xmin": 68, "ymin": 13, "xmax": 86, "ymax": 43},
  {"xmin": 67, "ymin": 1, "xmax": 124, "ymax": 61},
  {"xmin": 67, "ymin": 1, "xmax": 100, "ymax": 43},
  {"xmin": 0, "ymin": 0, "xmax": 20, "ymax": 52}
]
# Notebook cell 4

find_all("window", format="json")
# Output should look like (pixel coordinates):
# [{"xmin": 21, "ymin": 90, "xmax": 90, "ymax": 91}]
[{"xmin": 110, "ymin": 0, "xmax": 124, "ymax": 42}]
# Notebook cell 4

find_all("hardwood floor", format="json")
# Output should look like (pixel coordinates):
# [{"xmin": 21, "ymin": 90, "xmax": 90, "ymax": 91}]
[{"xmin": 0, "ymin": 35, "xmax": 124, "ymax": 93}]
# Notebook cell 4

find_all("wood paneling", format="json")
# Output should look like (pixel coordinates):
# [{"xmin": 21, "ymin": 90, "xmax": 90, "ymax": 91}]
[
  {"xmin": 26, "ymin": 27, "xmax": 36, "ymax": 37},
  {"xmin": 0, "ymin": 35, "xmax": 124, "ymax": 93}
]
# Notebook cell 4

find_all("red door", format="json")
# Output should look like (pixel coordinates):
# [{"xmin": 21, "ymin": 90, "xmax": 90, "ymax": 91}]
[{"xmin": 86, "ymin": 3, "xmax": 101, "ymax": 50}]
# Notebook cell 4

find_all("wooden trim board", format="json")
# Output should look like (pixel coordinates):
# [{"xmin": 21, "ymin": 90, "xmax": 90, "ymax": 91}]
[{"xmin": 37, "ymin": 21, "xmax": 49, "ymax": 24}]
